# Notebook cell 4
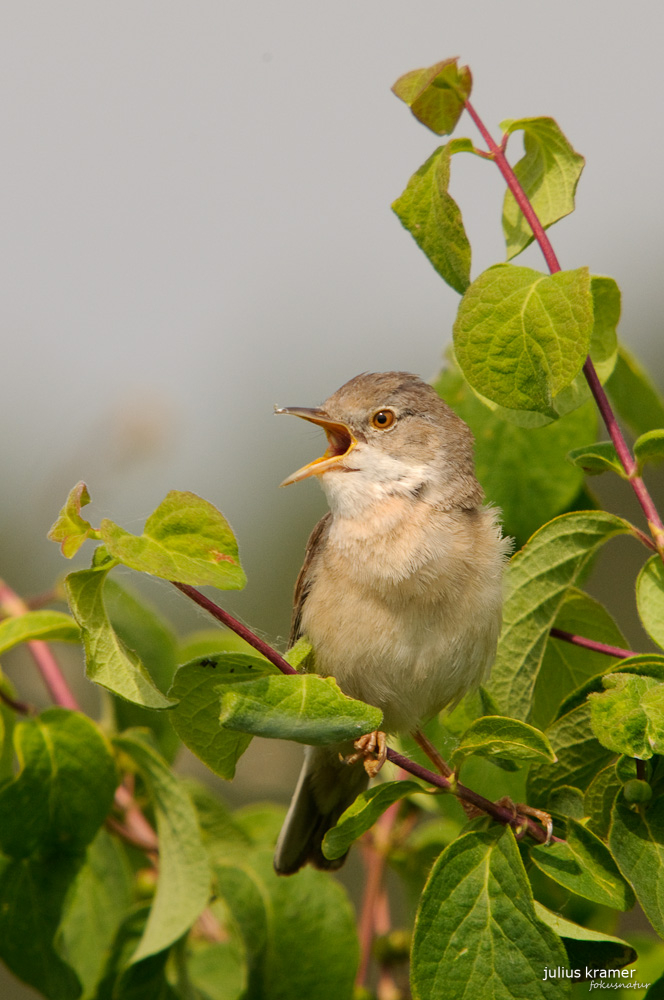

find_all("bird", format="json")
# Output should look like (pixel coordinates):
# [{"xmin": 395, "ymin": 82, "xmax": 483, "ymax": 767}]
[{"xmin": 272, "ymin": 371, "xmax": 509, "ymax": 874}]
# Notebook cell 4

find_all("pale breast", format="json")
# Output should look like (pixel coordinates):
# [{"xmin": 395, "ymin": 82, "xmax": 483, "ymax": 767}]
[{"xmin": 300, "ymin": 501, "xmax": 507, "ymax": 733}]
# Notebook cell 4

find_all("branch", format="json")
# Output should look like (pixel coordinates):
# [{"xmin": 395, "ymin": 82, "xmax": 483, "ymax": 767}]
[
  {"xmin": 549, "ymin": 628, "xmax": 633, "ymax": 660},
  {"xmin": 464, "ymin": 100, "xmax": 664, "ymax": 560},
  {"xmin": 174, "ymin": 583, "xmax": 554, "ymax": 845}
]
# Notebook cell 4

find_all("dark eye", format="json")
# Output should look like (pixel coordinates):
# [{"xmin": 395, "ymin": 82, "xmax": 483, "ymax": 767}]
[{"xmin": 371, "ymin": 409, "xmax": 395, "ymax": 430}]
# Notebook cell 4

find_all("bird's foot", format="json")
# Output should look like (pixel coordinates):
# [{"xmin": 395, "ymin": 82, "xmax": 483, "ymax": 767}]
[
  {"xmin": 495, "ymin": 797, "xmax": 553, "ymax": 844},
  {"xmin": 344, "ymin": 730, "xmax": 388, "ymax": 777}
]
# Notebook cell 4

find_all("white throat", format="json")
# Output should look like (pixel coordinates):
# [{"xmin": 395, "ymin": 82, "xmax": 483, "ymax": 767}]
[{"xmin": 319, "ymin": 445, "xmax": 430, "ymax": 519}]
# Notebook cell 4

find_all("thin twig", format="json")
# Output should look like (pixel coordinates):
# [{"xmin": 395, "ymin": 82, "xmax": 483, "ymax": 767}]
[
  {"xmin": 464, "ymin": 100, "xmax": 664, "ymax": 559},
  {"xmin": 549, "ymin": 628, "xmax": 633, "ymax": 660}
]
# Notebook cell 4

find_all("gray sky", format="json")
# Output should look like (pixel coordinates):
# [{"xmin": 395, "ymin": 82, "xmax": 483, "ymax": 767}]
[{"xmin": 3, "ymin": 1, "xmax": 664, "ymax": 639}]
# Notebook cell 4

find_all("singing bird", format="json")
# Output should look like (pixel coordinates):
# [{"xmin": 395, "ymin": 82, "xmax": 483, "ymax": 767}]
[{"xmin": 273, "ymin": 372, "xmax": 509, "ymax": 874}]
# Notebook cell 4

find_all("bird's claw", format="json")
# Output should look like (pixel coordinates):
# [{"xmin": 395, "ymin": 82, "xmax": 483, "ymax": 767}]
[{"xmin": 343, "ymin": 730, "xmax": 388, "ymax": 777}]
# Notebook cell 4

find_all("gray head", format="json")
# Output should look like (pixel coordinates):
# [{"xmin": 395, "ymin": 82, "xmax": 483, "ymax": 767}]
[{"xmin": 276, "ymin": 371, "xmax": 482, "ymax": 514}]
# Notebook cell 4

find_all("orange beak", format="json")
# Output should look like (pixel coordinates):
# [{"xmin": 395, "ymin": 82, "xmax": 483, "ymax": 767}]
[{"xmin": 275, "ymin": 406, "xmax": 357, "ymax": 486}]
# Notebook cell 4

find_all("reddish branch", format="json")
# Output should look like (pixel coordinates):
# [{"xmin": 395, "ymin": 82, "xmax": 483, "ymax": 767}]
[
  {"xmin": 463, "ymin": 100, "xmax": 664, "ymax": 559},
  {"xmin": 549, "ymin": 628, "xmax": 633, "ymax": 660}
]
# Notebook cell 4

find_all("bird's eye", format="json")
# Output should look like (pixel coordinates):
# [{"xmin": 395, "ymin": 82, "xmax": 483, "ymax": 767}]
[{"xmin": 371, "ymin": 409, "xmax": 395, "ymax": 430}]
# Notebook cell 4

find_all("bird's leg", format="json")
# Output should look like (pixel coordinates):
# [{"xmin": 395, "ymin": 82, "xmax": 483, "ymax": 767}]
[{"xmin": 345, "ymin": 731, "xmax": 388, "ymax": 777}]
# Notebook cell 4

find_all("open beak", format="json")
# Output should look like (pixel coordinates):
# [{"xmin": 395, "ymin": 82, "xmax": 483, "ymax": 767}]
[{"xmin": 275, "ymin": 406, "xmax": 357, "ymax": 486}]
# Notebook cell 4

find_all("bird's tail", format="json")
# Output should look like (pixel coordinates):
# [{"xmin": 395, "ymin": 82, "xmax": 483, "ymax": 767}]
[{"xmin": 274, "ymin": 745, "xmax": 369, "ymax": 875}]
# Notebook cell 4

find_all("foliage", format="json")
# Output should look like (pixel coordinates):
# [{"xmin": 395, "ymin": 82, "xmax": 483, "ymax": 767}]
[{"xmin": 2, "ymin": 56, "xmax": 664, "ymax": 1000}]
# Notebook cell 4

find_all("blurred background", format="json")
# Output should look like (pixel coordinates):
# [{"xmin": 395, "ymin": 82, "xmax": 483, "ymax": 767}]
[{"xmin": 2, "ymin": 2, "xmax": 664, "ymax": 994}]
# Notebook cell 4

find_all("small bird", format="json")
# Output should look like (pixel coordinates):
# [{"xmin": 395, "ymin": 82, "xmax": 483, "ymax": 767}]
[{"xmin": 273, "ymin": 372, "xmax": 509, "ymax": 874}]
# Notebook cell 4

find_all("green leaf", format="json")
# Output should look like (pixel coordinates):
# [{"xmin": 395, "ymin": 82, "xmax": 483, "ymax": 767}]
[
  {"xmin": 0, "ymin": 708, "xmax": 117, "ymax": 859},
  {"xmin": 168, "ymin": 653, "xmax": 278, "ymax": 780},
  {"xmin": 218, "ymin": 673, "xmax": 383, "ymax": 745},
  {"xmin": 567, "ymin": 441, "xmax": 625, "ymax": 477},
  {"xmin": 530, "ymin": 818, "xmax": 634, "ymax": 909},
  {"xmin": 391, "ymin": 58, "xmax": 472, "ymax": 136},
  {"xmin": 546, "ymin": 785, "xmax": 586, "ymax": 820},
  {"xmin": 0, "ymin": 609, "xmax": 80, "ymax": 655},
  {"xmin": 392, "ymin": 143, "xmax": 471, "ymax": 293},
  {"xmin": 114, "ymin": 732, "xmax": 211, "ymax": 962},
  {"xmin": 635, "ymin": 429, "xmax": 664, "ymax": 472},
  {"xmin": 501, "ymin": 117, "xmax": 585, "ymax": 260},
  {"xmin": 585, "ymin": 763, "xmax": 622, "ymax": 840},
  {"xmin": 411, "ymin": 826, "xmax": 569, "ymax": 1000},
  {"xmin": 215, "ymin": 848, "xmax": 358, "ymax": 999},
  {"xmin": 48, "ymin": 481, "xmax": 98, "ymax": 558},
  {"xmin": 65, "ymin": 568, "xmax": 175, "ymax": 709},
  {"xmin": 450, "ymin": 715, "xmax": 555, "ymax": 768},
  {"xmin": 434, "ymin": 362, "xmax": 598, "ymax": 547},
  {"xmin": 283, "ymin": 636, "xmax": 314, "ymax": 671},
  {"xmin": 0, "ymin": 853, "xmax": 83, "ymax": 1000},
  {"xmin": 104, "ymin": 579, "xmax": 181, "ymax": 762},
  {"xmin": 638, "ymin": 556, "xmax": 664, "ymax": 651},
  {"xmin": 184, "ymin": 939, "xmax": 246, "ymax": 1000},
  {"xmin": 490, "ymin": 510, "xmax": 633, "ymax": 721},
  {"xmin": 454, "ymin": 264, "xmax": 593, "ymax": 415},
  {"xmin": 99, "ymin": 490, "xmax": 246, "ymax": 591},
  {"xmin": 555, "ymin": 653, "xmax": 664, "ymax": 721},
  {"xmin": 532, "ymin": 588, "xmax": 628, "ymax": 729},
  {"xmin": 610, "ymin": 791, "xmax": 664, "ymax": 938},
  {"xmin": 322, "ymin": 780, "xmax": 423, "ymax": 861},
  {"xmin": 93, "ymin": 907, "xmax": 177, "ymax": 1000},
  {"xmin": 589, "ymin": 672, "xmax": 664, "ymax": 759},
  {"xmin": 527, "ymin": 702, "xmax": 615, "ymax": 809},
  {"xmin": 57, "ymin": 828, "xmax": 134, "ymax": 998},
  {"xmin": 533, "ymin": 902, "xmax": 636, "ymax": 973},
  {"xmin": 606, "ymin": 345, "xmax": 664, "ymax": 436}
]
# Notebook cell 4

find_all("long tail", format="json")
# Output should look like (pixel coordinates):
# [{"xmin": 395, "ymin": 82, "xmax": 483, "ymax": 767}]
[{"xmin": 274, "ymin": 745, "xmax": 369, "ymax": 875}]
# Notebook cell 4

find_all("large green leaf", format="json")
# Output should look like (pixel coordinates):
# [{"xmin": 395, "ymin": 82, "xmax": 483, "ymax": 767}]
[
  {"xmin": 610, "ymin": 792, "xmax": 664, "ymax": 938},
  {"xmin": 490, "ymin": 511, "xmax": 633, "ymax": 721},
  {"xmin": 100, "ymin": 490, "xmax": 246, "ymax": 590},
  {"xmin": 392, "ymin": 142, "xmax": 471, "ymax": 293},
  {"xmin": 531, "ymin": 588, "xmax": 628, "ymax": 729},
  {"xmin": 450, "ymin": 715, "xmax": 555, "ymax": 768},
  {"xmin": 114, "ymin": 733, "xmax": 211, "ymax": 963},
  {"xmin": 104, "ymin": 578, "xmax": 181, "ymax": 762},
  {"xmin": 0, "ymin": 709, "xmax": 117, "ymax": 859},
  {"xmin": 434, "ymin": 363, "xmax": 597, "ymax": 547},
  {"xmin": 218, "ymin": 673, "xmax": 383, "ymax": 745},
  {"xmin": 411, "ymin": 826, "xmax": 569, "ymax": 999},
  {"xmin": 0, "ymin": 853, "xmax": 83, "ymax": 1000},
  {"xmin": 322, "ymin": 780, "xmax": 423, "ymax": 861},
  {"xmin": 169, "ymin": 653, "xmax": 278, "ymax": 779},
  {"xmin": 637, "ymin": 556, "xmax": 664, "ymax": 651},
  {"xmin": 215, "ymin": 848, "xmax": 358, "ymax": 999},
  {"xmin": 0, "ymin": 609, "xmax": 80, "ymax": 655},
  {"xmin": 530, "ymin": 818, "xmax": 633, "ymax": 909},
  {"xmin": 454, "ymin": 264, "xmax": 593, "ymax": 415},
  {"xmin": 391, "ymin": 58, "xmax": 472, "ymax": 136},
  {"xmin": 57, "ymin": 828, "xmax": 134, "ymax": 998},
  {"xmin": 501, "ymin": 117, "xmax": 585, "ymax": 260},
  {"xmin": 65, "ymin": 568, "xmax": 175, "ymax": 709},
  {"xmin": 533, "ymin": 902, "xmax": 636, "ymax": 973},
  {"xmin": 589, "ymin": 672, "xmax": 664, "ymax": 759},
  {"xmin": 584, "ymin": 763, "xmax": 622, "ymax": 841},
  {"xmin": 527, "ymin": 702, "xmax": 615, "ymax": 809}
]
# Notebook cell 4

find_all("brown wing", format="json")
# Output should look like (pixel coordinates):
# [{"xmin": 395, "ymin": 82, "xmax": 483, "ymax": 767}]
[{"xmin": 289, "ymin": 512, "xmax": 332, "ymax": 647}]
